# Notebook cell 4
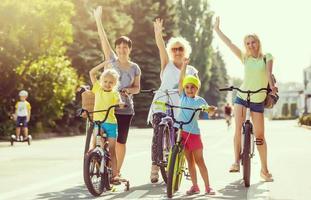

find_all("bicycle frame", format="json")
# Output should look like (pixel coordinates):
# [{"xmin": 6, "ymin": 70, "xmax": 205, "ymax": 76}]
[
  {"xmin": 155, "ymin": 101, "xmax": 206, "ymax": 198},
  {"xmin": 220, "ymin": 86, "xmax": 268, "ymax": 187}
]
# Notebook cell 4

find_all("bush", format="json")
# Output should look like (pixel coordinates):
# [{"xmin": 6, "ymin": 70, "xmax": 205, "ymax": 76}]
[{"xmin": 299, "ymin": 114, "xmax": 311, "ymax": 126}]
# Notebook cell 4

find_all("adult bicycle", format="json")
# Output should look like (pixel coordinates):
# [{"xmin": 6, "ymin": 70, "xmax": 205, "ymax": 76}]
[
  {"xmin": 153, "ymin": 101, "xmax": 208, "ymax": 198},
  {"xmin": 78, "ymin": 105, "xmax": 129, "ymax": 197},
  {"xmin": 140, "ymin": 89, "xmax": 179, "ymax": 183},
  {"xmin": 219, "ymin": 86, "xmax": 268, "ymax": 187}
]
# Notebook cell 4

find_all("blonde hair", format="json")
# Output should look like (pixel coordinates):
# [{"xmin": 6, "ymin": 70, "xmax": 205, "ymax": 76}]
[
  {"xmin": 99, "ymin": 68, "xmax": 120, "ymax": 90},
  {"xmin": 243, "ymin": 34, "xmax": 263, "ymax": 58},
  {"xmin": 166, "ymin": 36, "xmax": 192, "ymax": 59}
]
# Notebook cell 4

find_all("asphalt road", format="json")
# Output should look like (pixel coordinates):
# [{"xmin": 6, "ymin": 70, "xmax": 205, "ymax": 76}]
[{"xmin": 0, "ymin": 119, "xmax": 310, "ymax": 200}]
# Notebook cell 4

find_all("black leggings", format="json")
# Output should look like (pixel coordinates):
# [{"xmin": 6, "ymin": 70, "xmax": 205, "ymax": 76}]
[{"xmin": 115, "ymin": 114, "xmax": 133, "ymax": 144}]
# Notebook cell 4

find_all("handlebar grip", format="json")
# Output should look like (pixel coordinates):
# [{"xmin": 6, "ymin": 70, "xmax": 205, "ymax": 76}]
[{"xmin": 154, "ymin": 100, "xmax": 166, "ymax": 106}]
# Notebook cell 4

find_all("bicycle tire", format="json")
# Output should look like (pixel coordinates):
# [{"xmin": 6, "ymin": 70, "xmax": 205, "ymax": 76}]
[
  {"xmin": 242, "ymin": 122, "xmax": 252, "ymax": 187},
  {"xmin": 103, "ymin": 151, "xmax": 112, "ymax": 190},
  {"xmin": 167, "ymin": 145, "xmax": 184, "ymax": 198},
  {"xmin": 83, "ymin": 151, "xmax": 105, "ymax": 196},
  {"xmin": 84, "ymin": 121, "xmax": 94, "ymax": 155},
  {"xmin": 174, "ymin": 152, "xmax": 185, "ymax": 191},
  {"xmin": 157, "ymin": 124, "xmax": 173, "ymax": 183}
]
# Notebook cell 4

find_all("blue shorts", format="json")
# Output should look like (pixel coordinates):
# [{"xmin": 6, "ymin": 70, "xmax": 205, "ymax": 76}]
[
  {"xmin": 234, "ymin": 96, "xmax": 264, "ymax": 113},
  {"xmin": 95, "ymin": 123, "xmax": 118, "ymax": 139},
  {"xmin": 16, "ymin": 116, "xmax": 28, "ymax": 127}
]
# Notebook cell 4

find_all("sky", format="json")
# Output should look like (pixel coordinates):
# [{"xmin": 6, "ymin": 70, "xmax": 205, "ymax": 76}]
[{"xmin": 210, "ymin": 0, "xmax": 311, "ymax": 84}]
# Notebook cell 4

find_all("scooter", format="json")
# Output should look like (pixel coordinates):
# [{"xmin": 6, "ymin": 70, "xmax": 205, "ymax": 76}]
[{"xmin": 10, "ymin": 121, "xmax": 32, "ymax": 146}]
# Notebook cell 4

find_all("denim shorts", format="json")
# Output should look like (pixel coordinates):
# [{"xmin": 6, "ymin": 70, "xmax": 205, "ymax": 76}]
[
  {"xmin": 234, "ymin": 96, "xmax": 264, "ymax": 113},
  {"xmin": 94, "ymin": 123, "xmax": 118, "ymax": 139},
  {"xmin": 16, "ymin": 116, "xmax": 28, "ymax": 127}
]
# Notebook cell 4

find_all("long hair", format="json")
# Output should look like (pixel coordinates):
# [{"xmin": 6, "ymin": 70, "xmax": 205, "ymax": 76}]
[{"xmin": 243, "ymin": 34, "xmax": 263, "ymax": 58}]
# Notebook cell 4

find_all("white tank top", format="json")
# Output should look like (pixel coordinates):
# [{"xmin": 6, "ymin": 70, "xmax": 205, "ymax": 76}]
[{"xmin": 147, "ymin": 61, "xmax": 198, "ymax": 124}]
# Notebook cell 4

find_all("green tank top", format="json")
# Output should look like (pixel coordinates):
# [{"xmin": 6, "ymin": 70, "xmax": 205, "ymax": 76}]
[{"xmin": 238, "ymin": 53, "xmax": 273, "ymax": 103}]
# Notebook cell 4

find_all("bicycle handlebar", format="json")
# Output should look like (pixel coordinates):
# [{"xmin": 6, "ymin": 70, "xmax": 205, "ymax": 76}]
[
  {"xmin": 140, "ymin": 89, "xmax": 179, "ymax": 94},
  {"xmin": 154, "ymin": 101, "xmax": 208, "ymax": 126},
  {"xmin": 219, "ymin": 86, "xmax": 270, "ymax": 94},
  {"xmin": 77, "ymin": 104, "xmax": 123, "ymax": 124}
]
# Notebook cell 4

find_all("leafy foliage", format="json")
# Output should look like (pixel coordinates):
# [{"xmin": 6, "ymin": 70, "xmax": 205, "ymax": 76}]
[
  {"xmin": 67, "ymin": 0, "xmax": 133, "ymax": 83},
  {"xmin": 0, "ymin": 0, "xmax": 77, "ymax": 135},
  {"xmin": 127, "ymin": 0, "xmax": 178, "ymax": 126},
  {"xmin": 176, "ymin": 0, "xmax": 214, "ymax": 96}
]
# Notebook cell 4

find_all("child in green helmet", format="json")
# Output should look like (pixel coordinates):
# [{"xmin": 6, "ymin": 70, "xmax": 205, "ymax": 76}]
[{"xmin": 178, "ymin": 58, "xmax": 217, "ymax": 195}]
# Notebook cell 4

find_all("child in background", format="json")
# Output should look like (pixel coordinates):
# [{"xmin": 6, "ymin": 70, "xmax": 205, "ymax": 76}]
[
  {"xmin": 89, "ymin": 60, "xmax": 124, "ymax": 184},
  {"xmin": 177, "ymin": 58, "xmax": 217, "ymax": 195},
  {"xmin": 14, "ymin": 90, "xmax": 31, "ymax": 141}
]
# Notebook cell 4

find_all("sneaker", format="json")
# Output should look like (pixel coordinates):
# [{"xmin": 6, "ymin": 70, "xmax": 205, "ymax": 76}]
[
  {"xmin": 205, "ymin": 186, "xmax": 216, "ymax": 195},
  {"xmin": 229, "ymin": 163, "xmax": 240, "ymax": 172},
  {"xmin": 150, "ymin": 165, "xmax": 159, "ymax": 183},
  {"xmin": 260, "ymin": 171, "xmax": 274, "ymax": 182},
  {"xmin": 186, "ymin": 185, "xmax": 200, "ymax": 195}
]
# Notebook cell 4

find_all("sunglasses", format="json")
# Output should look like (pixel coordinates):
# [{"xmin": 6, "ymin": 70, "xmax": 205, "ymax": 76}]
[{"xmin": 171, "ymin": 46, "xmax": 184, "ymax": 52}]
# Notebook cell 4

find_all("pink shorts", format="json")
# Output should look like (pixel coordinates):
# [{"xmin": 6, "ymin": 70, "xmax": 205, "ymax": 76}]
[{"xmin": 181, "ymin": 131, "xmax": 203, "ymax": 151}]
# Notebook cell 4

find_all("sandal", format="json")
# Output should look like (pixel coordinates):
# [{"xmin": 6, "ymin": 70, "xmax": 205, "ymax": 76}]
[
  {"xmin": 186, "ymin": 185, "xmax": 200, "ymax": 195},
  {"xmin": 229, "ymin": 163, "xmax": 240, "ymax": 172},
  {"xmin": 111, "ymin": 176, "xmax": 121, "ymax": 185},
  {"xmin": 150, "ymin": 165, "xmax": 159, "ymax": 183},
  {"xmin": 205, "ymin": 186, "xmax": 216, "ymax": 195},
  {"xmin": 260, "ymin": 171, "xmax": 274, "ymax": 182}
]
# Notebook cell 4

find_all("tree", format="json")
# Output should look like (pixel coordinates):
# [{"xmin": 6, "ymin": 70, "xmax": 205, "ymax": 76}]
[
  {"xmin": 16, "ymin": 56, "xmax": 78, "ymax": 128},
  {"xmin": 176, "ymin": 0, "xmax": 214, "ymax": 96},
  {"xmin": 127, "ymin": 0, "xmax": 178, "ymax": 126},
  {"xmin": 0, "ymin": 0, "xmax": 76, "ymax": 135},
  {"xmin": 206, "ymin": 50, "xmax": 228, "ymax": 106},
  {"xmin": 67, "ymin": 0, "xmax": 133, "ymax": 83}
]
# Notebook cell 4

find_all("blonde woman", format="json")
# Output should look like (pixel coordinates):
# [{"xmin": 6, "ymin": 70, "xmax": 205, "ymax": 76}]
[
  {"xmin": 214, "ymin": 16, "xmax": 277, "ymax": 182},
  {"xmin": 148, "ymin": 18, "xmax": 198, "ymax": 183}
]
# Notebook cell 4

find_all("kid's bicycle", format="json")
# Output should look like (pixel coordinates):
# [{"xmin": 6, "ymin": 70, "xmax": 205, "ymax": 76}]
[
  {"xmin": 140, "ymin": 89, "xmax": 179, "ymax": 183},
  {"xmin": 219, "ymin": 86, "xmax": 268, "ymax": 187},
  {"xmin": 153, "ymin": 101, "xmax": 208, "ymax": 198},
  {"xmin": 78, "ymin": 105, "xmax": 129, "ymax": 197}
]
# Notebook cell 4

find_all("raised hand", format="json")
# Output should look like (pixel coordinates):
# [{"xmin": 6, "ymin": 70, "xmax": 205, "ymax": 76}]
[
  {"xmin": 182, "ymin": 58, "xmax": 190, "ymax": 68},
  {"xmin": 93, "ymin": 6, "xmax": 102, "ymax": 20},
  {"xmin": 153, "ymin": 18, "xmax": 163, "ymax": 35},
  {"xmin": 213, "ymin": 16, "xmax": 220, "ymax": 31}
]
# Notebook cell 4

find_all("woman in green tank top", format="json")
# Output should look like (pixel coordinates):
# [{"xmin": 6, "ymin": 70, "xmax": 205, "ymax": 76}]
[{"xmin": 214, "ymin": 16, "xmax": 277, "ymax": 182}]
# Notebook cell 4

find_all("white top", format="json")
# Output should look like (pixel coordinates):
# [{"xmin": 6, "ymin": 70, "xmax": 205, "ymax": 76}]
[
  {"xmin": 15, "ymin": 101, "xmax": 31, "ymax": 117},
  {"xmin": 147, "ymin": 61, "xmax": 198, "ymax": 124}
]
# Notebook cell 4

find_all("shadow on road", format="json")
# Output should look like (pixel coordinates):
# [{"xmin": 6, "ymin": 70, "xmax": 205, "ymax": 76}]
[
  {"xmin": 34, "ymin": 179, "xmax": 271, "ymax": 200},
  {"xmin": 35, "ymin": 185, "xmax": 92, "ymax": 200},
  {"xmin": 215, "ymin": 179, "xmax": 269, "ymax": 200}
]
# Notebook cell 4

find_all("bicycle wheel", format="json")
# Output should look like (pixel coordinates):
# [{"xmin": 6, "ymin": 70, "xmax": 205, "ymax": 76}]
[
  {"xmin": 167, "ymin": 145, "xmax": 184, "ymax": 198},
  {"xmin": 157, "ymin": 124, "xmax": 174, "ymax": 183},
  {"xmin": 84, "ymin": 120, "xmax": 94, "ymax": 155},
  {"xmin": 242, "ymin": 122, "xmax": 252, "ymax": 187},
  {"xmin": 83, "ymin": 151, "xmax": 105, "ymax": 196}
]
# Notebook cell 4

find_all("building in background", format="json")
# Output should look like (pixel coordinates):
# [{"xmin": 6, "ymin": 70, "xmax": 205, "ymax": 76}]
[{"xmin": 303, "ymin": 64, "xmax": 311, "ymax": 114}]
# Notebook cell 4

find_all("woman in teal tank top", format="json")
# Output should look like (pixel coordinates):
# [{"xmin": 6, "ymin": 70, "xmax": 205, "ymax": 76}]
[{"xmin": 214, "ymin": 16, "xmax": 277, "ymax": 182}]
